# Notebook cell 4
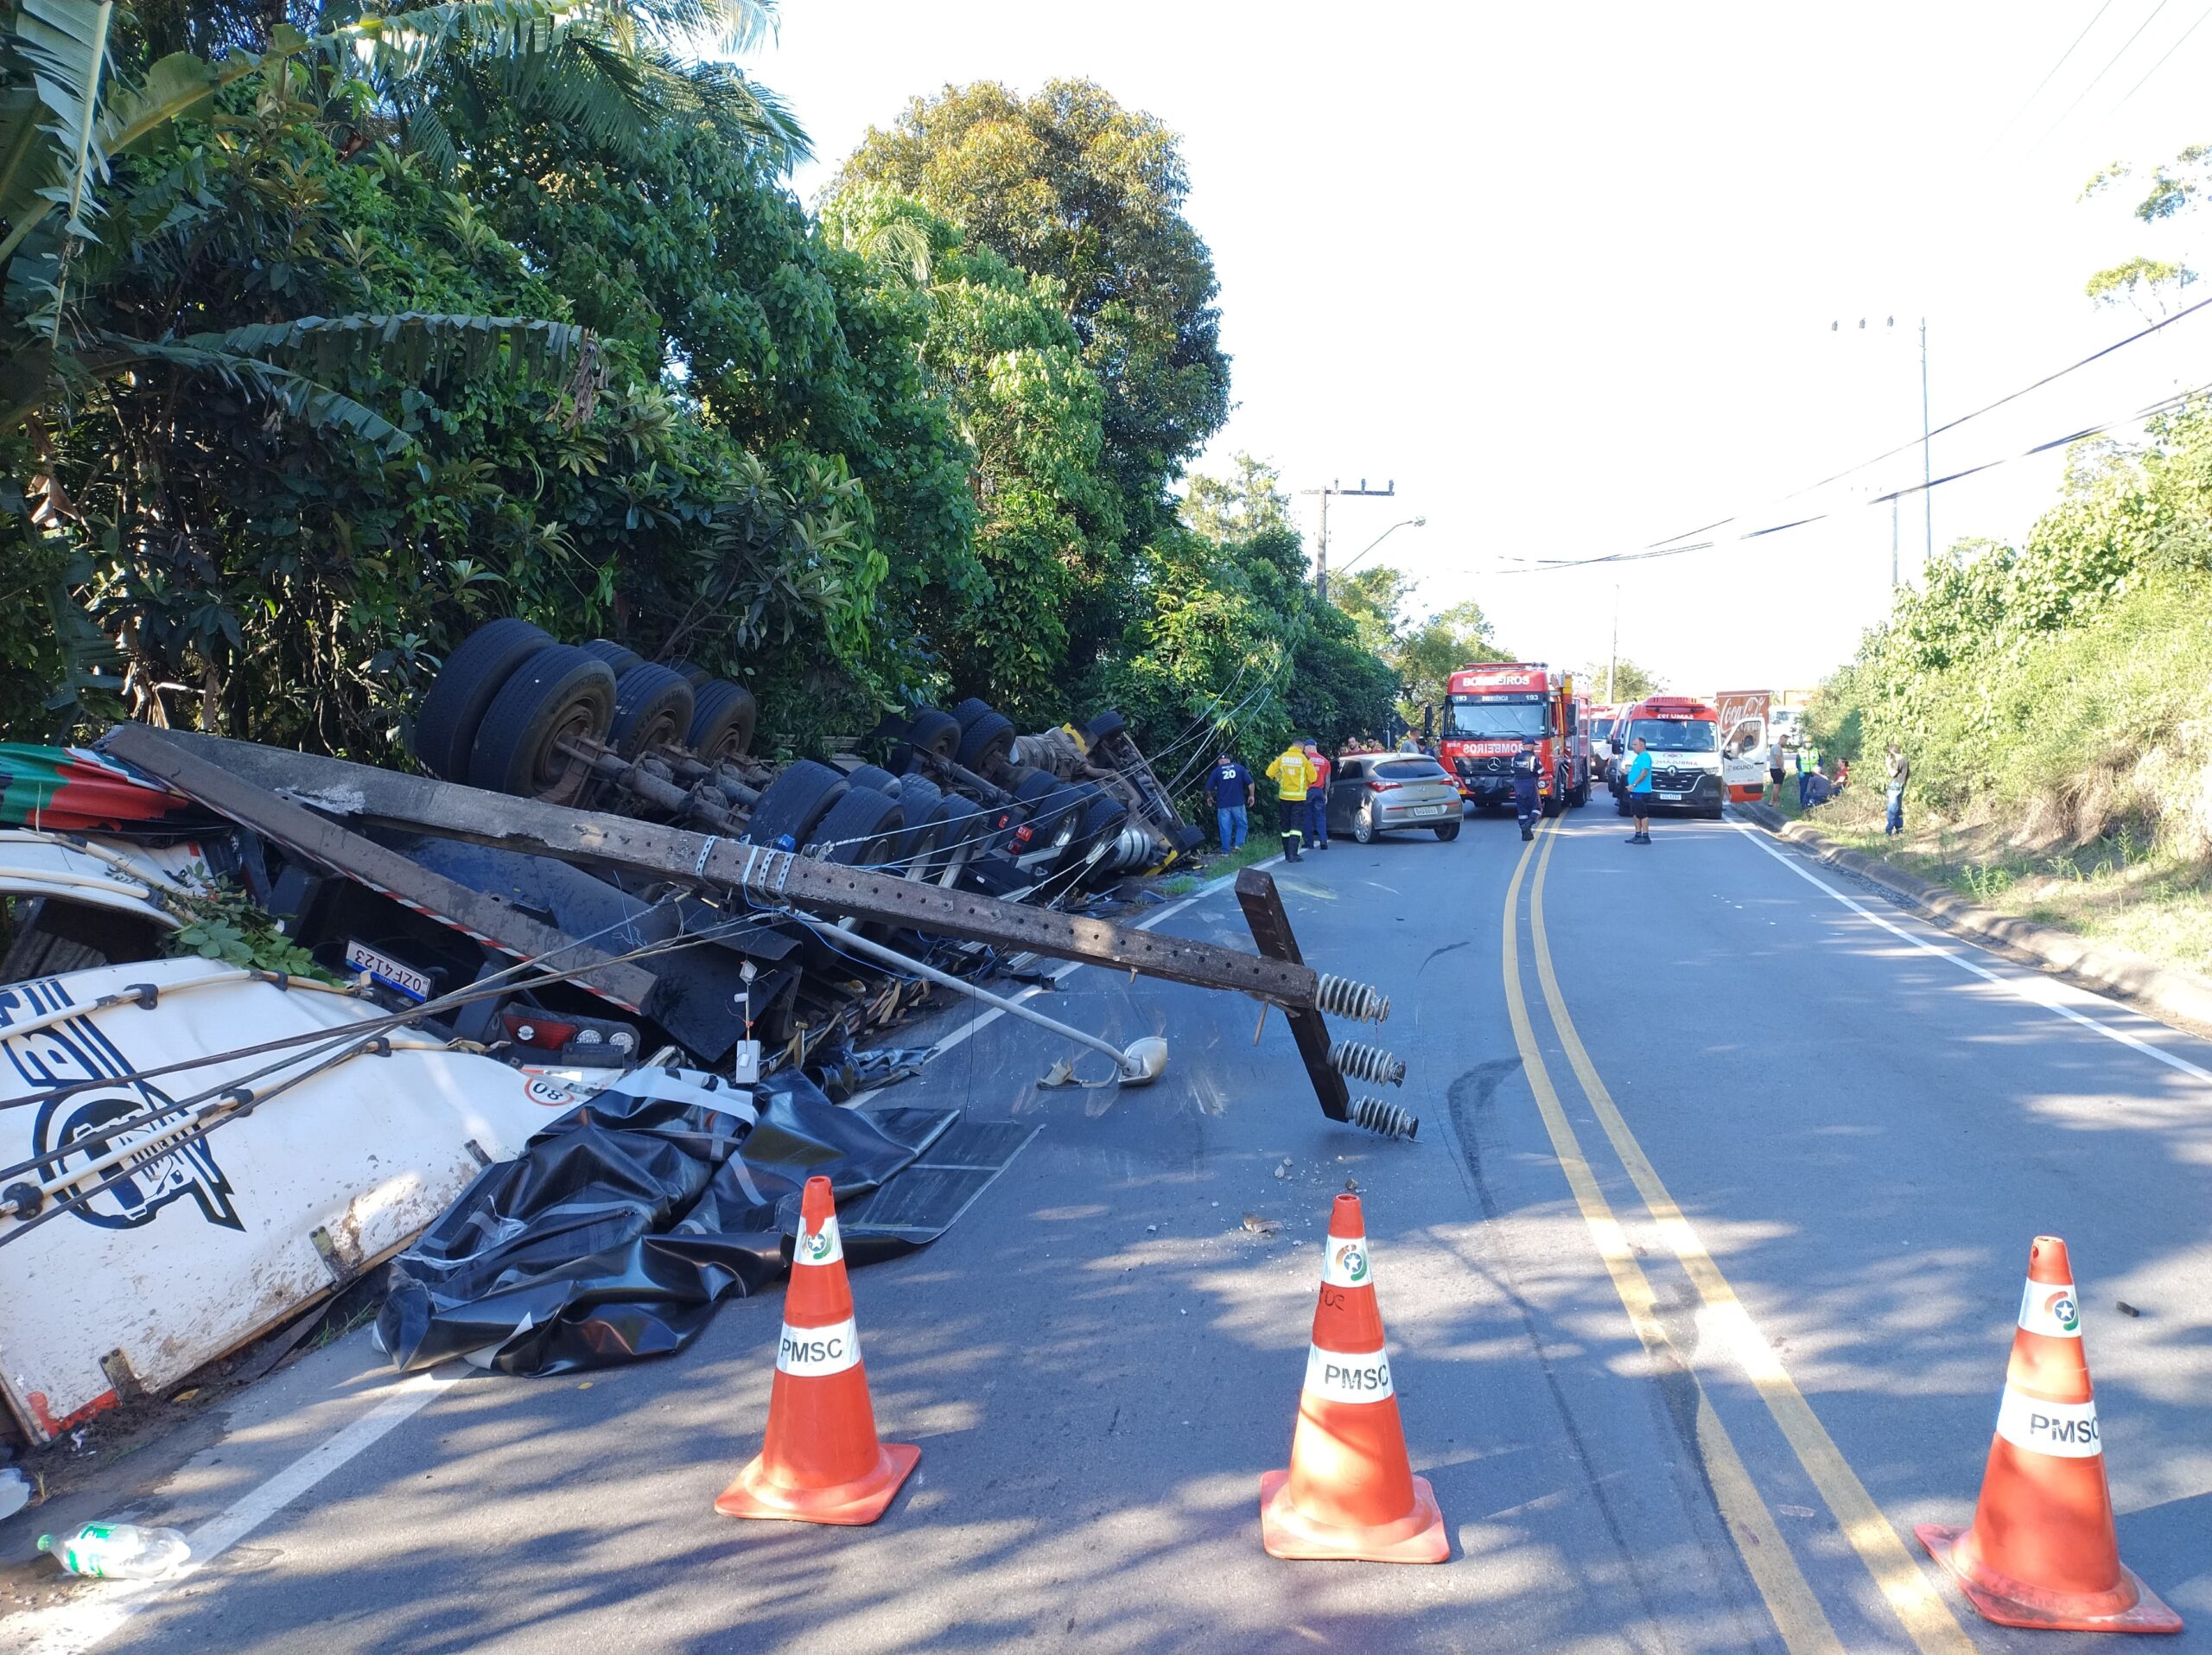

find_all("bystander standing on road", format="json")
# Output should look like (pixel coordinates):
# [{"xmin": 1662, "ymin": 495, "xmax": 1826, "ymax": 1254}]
[
  {"xmin": 1264, "ymin": 738, "xmax": 1315, "ymax": 862},
  {"xmin": 1768, "ymin": 736, "xmax": 1787, "ymax": 805},
  {"xmin": 1885, "ymin": 742, "xmax": 1909, "ymax": 836},
  {"xmin": 1205, "ymin": 749, "xmax": 1255, "ymax": 852},
  {"xmin": 1303, "ymin": 740, "xmax": 1332, "ymax": 850},
  {"xmin": 1624, "ymin": 735, "xmax": 1654, "ymax": 843},
  {"xmin": 1511, "ymin": 736, "xmax": 1541, "ymax": 842}
]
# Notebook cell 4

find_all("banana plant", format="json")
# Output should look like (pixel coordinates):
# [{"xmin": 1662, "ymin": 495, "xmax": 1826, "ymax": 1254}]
[{"xmin": 0, "ymin": 0, "xmax": 799, "ymax": 446}]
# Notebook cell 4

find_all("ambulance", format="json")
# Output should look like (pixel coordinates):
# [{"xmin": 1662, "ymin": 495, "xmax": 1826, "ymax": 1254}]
[{"xmin": 1608, "ymin": 695, "xmax": 1726, "ymax": 818}]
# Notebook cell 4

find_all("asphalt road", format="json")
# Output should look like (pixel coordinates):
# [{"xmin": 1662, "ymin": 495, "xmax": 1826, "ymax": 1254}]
[{"xmin": 13, "ymin": 801, "xmax": 2212, "ymax": 1654}]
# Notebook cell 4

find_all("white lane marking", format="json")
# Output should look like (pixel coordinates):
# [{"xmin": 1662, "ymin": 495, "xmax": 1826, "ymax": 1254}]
[
  {"xmin": 926, "ymin": 854, "xmax": 1285, "ymax": 1060},
  {"xmin": 16, "ymin": 1370, "xmax": 461, "ymax": 1655},
  {"xmin": 1729, "ymin": 821, "xmax": 2212, "ymax": 1086}
]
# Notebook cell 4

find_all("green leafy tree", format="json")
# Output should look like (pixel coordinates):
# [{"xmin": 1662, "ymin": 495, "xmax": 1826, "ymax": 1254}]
[
  {"xmin": 1182, "ymin": 452, "xmax": 1292, "ymax": 542},
  {"xmin": 1395, "ymin": 600, "xmax": 1508, "ymax": 722},
  {"xmin": 1580, "ymin": 657, "xmax": 1662, "ymax": 703},
  {"xmin": 836, "ymin": 76, "xmax": 1232, "ymax": 662},
  {"xmin": 1332, "ymin": 563, "xmax": 1416, "ymax": 662}
]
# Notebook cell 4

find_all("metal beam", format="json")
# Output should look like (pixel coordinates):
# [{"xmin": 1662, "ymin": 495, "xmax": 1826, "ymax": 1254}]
[{"xmin": 105, "ymin": 729, "xmax": 1324, "ymax": 1010}]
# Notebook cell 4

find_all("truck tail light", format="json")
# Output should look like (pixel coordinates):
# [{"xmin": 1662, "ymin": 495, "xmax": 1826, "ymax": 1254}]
[{"xmin": 503, "ymin": 1011, "xmax": 580, "ymax": 1050}]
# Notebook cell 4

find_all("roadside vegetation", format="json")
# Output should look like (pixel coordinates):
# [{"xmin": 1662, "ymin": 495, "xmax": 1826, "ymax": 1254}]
[
  {"xmin": 1777, "ymin": 784, "xmax": 2212, "ymax": 977},
  {"xmin": 1802, "ymin": 411, "xmax": 2212, "ymax": 977},
  {"xmin": 1158, "ymin": 831, "xmax": 1284, "ymax": 894},
  {"xmin": 1797, "ymin": 141, "xmax": 2212, "ymax": 982},
  {"xmin": 0, "ymin": 5, "xmax": 1395, "ymax": 780}
]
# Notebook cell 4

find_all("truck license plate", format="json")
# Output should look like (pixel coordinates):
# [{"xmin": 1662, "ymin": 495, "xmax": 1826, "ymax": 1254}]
[
  {"xmin": 1658, "ymin": 791, "xmax": 1683, "ymax": 801},
  {"xmin": 344, "ymin": 939, "xmax": 432, "ymax": 1002}
]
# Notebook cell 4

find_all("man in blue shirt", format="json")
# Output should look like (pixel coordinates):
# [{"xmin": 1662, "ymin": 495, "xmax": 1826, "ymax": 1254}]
[
  {"xmin": 1205, "ymin": 750, "xmax": 1255, "ymax": 851},
  {"xmin": 1623, "ymin": 735, "xmax": 1654, "ymax": 844}
]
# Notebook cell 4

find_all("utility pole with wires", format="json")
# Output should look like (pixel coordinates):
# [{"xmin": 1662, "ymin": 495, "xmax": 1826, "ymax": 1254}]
[
  {"xmin": 1607, "ymin": 584, "xmax": 1618, "ymax": 703},
  {"xmin": 1920, "ymin": 316, "xmax": 1934, "ymax": 568},
  {"xmin": 1830, "ymin": 312, "xmax": 1927, "ymax": 584},
  {"xmin": 1299, "ymin": 478, "xmax": 1395, "ymax": 602}
]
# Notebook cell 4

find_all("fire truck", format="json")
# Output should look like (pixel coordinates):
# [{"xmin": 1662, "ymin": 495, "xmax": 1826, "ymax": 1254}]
[
  {"xmin": 1607, "ymin": 694, "xmax": 1726, "ymax": 818},
  {"xmin": 1440, "ymin": 663, "xmax": 1592, "ymax": 813}
]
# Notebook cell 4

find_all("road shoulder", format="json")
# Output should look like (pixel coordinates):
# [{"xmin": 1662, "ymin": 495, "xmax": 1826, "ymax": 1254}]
[{"xmin": 1732, "ymin": 802, "xmax": 2212, "ymax": 1040}]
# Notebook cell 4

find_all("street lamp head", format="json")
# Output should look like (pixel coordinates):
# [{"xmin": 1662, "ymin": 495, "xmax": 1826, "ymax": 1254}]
[{"xmin": 1413, "ymin": 516, "xmax": 1427, "ymax": 527}]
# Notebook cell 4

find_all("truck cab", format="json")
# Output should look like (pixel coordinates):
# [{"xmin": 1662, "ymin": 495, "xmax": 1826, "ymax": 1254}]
[
  {"xmin": 1440, "ymin": 663, "xmax": 1592, "ymax": 814},
  {"xmin": 1609, "ymin": 696, "xmax": 1726, "ymax": 818}
]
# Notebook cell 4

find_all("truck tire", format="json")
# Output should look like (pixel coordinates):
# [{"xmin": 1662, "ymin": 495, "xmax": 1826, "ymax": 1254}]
[
  {"xmin": 927, "ymin": 794, "xmax": 992, "ymax": 880},
  {"xmin": 894, "ymin": 773, "xmax": 944, "ymax": 814},
  {"xmin": 1010, "ymin": 769, "xmax": 1080, "ymax": 849},
  {"xmin": 809, "ymin": 786, "xmax": 906, "ymax": 869},
  {"xmin": 1083, "ymin": 710, "xmax": 1127, "ymax": 743},
  {"xmin": 743, "ymin": 760, "xmax": 846, "ymax": 847},
  {"xmin": 845, "ymin": 762, "xmax": 903, "ymax": 796},
  {"xmin": 686, "ymin": 679, "xmax": 757, "ymax": 763},
  {"xmin": 1061, "ymin": 787, "xmax": 1129, "ymax": 867},
  {"xmin": 664, "ymin": 659, "xmax": 714, "ymax": 688},
  {"xmin": 957, "ymin": 710, "xmax": 1016, "ymax": 773},
  {"xmin": 951, "ymin": 697, "xmax": 997, "ymax": 730},
  {"xmin": 467, "ymin": 645, "xmax": 616, "ymax": 799},
  {"xmin": 412, "ymin": 618, "xmax": 552, "ymax": 780},
  {"xmin": 905, "ymin": 707, "xmax": 963, "ymax": 763},
  {"xmin": 607, "ymin": 664, "xmax": 695, "ymax": 758},
  {"xmin": 581, "ymin": 638, "xmax": 644, "ymax": 676}
]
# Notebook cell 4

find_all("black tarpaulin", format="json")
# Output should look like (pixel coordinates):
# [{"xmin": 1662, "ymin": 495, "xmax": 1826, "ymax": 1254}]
[{"xmin": 375, "ymin": 1067, "xmax": 961, "ymax": 1376}]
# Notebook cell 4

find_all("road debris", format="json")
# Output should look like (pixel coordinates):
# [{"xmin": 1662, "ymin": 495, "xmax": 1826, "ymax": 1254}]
[{"xmin": 39, "ymin": 1521, "xmax": 189, "ymax": 1580}]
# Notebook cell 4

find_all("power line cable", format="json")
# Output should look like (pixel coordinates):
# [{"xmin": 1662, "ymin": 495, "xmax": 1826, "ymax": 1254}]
[
  {"xmin": 1642, "ymin": 289, "xmax": 2212, "ymax": 551},
  {"xmin": 2030, "ymin": 0, "xmax": 2171, "ymax": 151},
  {"xmin": 1980, "ymin": 0, "xmax": 2119, "ymax": 159},
  {"xmin": 1497, "ymin": 379, "xmax": 2211, "ymax": 575},
  {"xmin": 2107, "ymin": 0, "xmax": 2212, "ymax": 112}
]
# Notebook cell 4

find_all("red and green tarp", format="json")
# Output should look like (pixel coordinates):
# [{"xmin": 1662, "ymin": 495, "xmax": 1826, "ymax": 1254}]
[{"xmin": 0, "ymin": 743, "xmax": 194, "ymax": 831}]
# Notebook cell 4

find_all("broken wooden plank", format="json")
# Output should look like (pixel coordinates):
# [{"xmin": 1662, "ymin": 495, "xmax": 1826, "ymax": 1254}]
[
  {"xmin": 1234, "ymin": 868, "xmax": 1351, "ymax": 1123},
  {"xmin": 99, "ymin": 727, "xmax": 660, "ymax": 1012}
]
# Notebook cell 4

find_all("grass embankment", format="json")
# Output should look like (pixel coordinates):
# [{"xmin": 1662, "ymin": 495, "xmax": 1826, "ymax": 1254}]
[
  {"xmin": 1772, "ymin": 783, "xmax": 2212, "ymax": 979},
  {"xmin": 1158, "ymin": 830, "xmax": 1286, "ymax": 894}
]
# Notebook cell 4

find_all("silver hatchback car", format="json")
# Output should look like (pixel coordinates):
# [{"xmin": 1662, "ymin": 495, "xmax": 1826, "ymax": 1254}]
[{"xmin": 1325, "ymin": 754, "xmax": 1465, "ymax": 843}]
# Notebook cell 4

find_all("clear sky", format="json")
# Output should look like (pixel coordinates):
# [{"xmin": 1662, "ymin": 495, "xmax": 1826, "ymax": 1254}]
[{"xmin": 762, "ymin": 2, "xmax": 2212, "ymax": 697}]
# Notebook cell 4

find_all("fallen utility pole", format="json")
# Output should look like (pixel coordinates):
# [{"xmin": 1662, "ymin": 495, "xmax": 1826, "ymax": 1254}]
[{"xmin": 102, "ymin": 728, "xmax": 1385, "ymax": 1028}]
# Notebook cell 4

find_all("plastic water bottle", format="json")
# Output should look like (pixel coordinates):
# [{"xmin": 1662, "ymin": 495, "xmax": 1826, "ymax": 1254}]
[{"xmin": 39, "ymin": 1522, "xmax": 191, "ymax": 1580}]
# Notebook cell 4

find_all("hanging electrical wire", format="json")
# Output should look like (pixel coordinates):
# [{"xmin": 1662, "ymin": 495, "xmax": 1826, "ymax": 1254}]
[{"xmin": 1496, "ymin": 378, "xmax": 2212, "ymax": 574}]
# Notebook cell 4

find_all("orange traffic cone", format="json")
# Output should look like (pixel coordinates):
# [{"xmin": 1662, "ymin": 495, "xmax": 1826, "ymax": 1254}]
[
  {"xmin": 1916, "ymin": 1235, "xmax": 2182, "ymax": 1633},
  {"xmin": 715, "ymin": 1175, "xmax": 919, "ymax": 1525},
  {"xmin": 1260, "ymin": 1193, "xmax": 1448, "ymax": 1563}
]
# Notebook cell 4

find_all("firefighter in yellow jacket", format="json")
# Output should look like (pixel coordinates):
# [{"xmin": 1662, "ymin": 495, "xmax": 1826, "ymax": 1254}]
[{"xmin": 1265, "ymin": 738, "xmax": 1316, "ymax": 862}]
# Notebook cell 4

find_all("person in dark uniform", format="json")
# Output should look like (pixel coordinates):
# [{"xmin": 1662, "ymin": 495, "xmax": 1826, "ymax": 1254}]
[{"xmin": 1511, "ymin": 736, "xmax": 1541, "ymax": 842}]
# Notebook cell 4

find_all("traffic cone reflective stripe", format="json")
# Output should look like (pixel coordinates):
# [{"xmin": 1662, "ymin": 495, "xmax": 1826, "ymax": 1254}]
[
  {"xmin": 715, "ymin": 1177, "xmax": 918, "ymax": 1525},
  {"xmin": 1916, "ymin": 1236, "xmax": 2181, "ymax": 1633},
  {"xmin": 1261, "ymin": 1194, "xmax": 1447, "ymax": 1563}
]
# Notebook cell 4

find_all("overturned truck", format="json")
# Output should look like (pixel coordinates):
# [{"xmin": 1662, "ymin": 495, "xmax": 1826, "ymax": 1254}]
[{"xmin": 0, "ymin": 693, "xmax": 1410, "ymax": 1442}]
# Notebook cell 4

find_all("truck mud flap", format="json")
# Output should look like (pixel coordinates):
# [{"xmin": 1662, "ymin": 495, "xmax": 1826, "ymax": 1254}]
[{"xmin": 374, "ymin": 1069, "xmax": 970, "ymax": 1377}]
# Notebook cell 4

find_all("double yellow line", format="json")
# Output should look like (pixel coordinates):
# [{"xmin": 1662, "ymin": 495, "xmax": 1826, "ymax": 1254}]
[{"xmin": 1500, "ymin": 820, "xmax": 1977, "ymax": 1655}]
